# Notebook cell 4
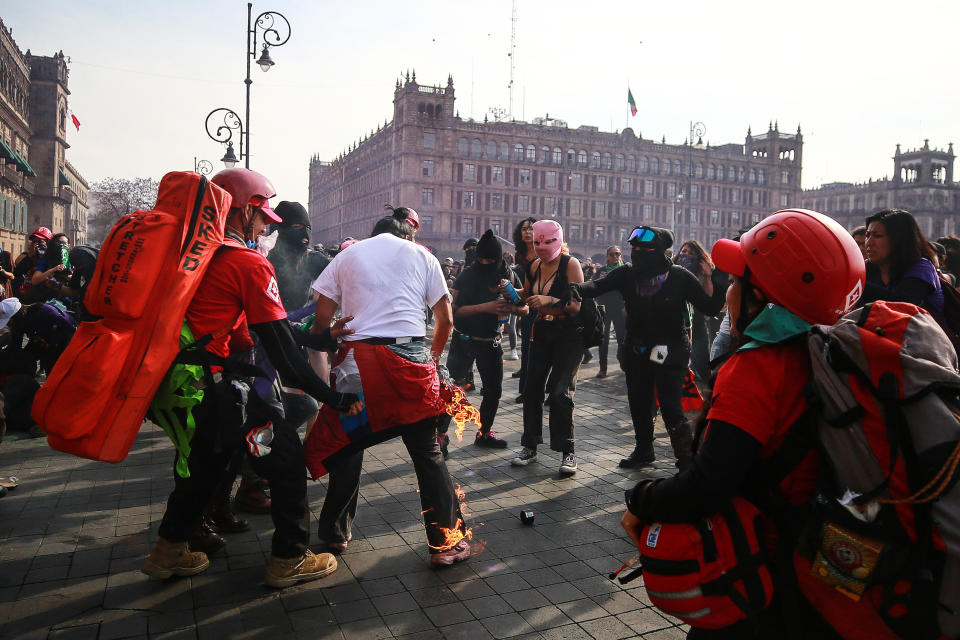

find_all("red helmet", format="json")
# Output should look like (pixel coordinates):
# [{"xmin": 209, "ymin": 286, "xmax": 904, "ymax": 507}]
[
  {"xmin": 711, "ymin": 209, "xmax": 865, "ymax": 325},
  {"xmin": 30, "ymin": 227, "xmax": 53, "ymax": 242},
  {"xmin": 211, "ymin": 168, "xmax": 281, "ymax": 223}
]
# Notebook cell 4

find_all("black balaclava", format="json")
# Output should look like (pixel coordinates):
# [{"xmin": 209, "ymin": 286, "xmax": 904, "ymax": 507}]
[
  {"xmin": 463, "ymin": 237, "xmax": 479, "ymax": 267},
  {"xmin": 474, "ymin": 229, "xmax": 505, "ymax": 285},
  {"xmin": 273, "ymin": 201, "xmax": 311, "ymax": 251},
  {"xmin": 630, "ymin": 226, "xmax": 674, "ymax": 277}
]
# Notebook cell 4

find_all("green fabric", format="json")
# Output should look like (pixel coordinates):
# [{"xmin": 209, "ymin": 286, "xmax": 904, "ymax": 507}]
[
  {"xmin": 738, "ymin": 304, "xmax": 811, "ymax": 352},
  {"xmin": 298, "ymin": 314, "xmax": 316, "ymax": 332},
  {"xmin": 58, "ymin": 168, "xmax": 72, "ymax": 187},
  {"xmin": 149, "ymin": 322, "xmax": 205, "ymax": 478},
  {"xmin": 0, "ymin": 139, "xmax": 13, "ymax": 162}
]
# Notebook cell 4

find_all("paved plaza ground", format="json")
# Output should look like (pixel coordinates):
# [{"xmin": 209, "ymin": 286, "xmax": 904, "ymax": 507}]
[{"xmin": 0, "ymin": 351, "xmax": 689, "ymax": 640}]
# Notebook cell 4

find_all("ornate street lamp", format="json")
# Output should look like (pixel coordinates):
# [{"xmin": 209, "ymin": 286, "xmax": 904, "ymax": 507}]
[
  {"xmin": 193, "ymin": 157, "xmax": 213, "ymax": 176},
  {"xmin": 205, "ymin": 107, "xmax": 244, "ymax": 168}
]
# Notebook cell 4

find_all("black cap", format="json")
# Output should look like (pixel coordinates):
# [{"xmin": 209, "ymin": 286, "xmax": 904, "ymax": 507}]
[
  {"xmin": 476, "ymin": 229, "xmax": 502, "ymax": 263},
  {"xmin": 273, "ymin": 201, "xmax": 311, "ymax": 228},
  {"xmin": 629, "ymin": 226, "xmax": 674, "ymax": 251},
  {"xmin": 463, "ymin": 237, "xmax": 479, "ymax": 250}
]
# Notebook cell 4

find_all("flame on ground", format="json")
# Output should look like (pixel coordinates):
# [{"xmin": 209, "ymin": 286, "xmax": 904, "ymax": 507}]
[{"xmin": 444, "ymin": 385, "xmax": 482, "ymax": 441}]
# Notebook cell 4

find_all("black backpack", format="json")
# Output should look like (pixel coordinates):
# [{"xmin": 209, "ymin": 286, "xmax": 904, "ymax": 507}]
[{"xmin": 577, "ymin": 297, "xmax": 606, "ymax": 348}]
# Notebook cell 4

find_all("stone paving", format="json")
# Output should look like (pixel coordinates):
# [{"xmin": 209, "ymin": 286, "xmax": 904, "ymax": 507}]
[{"xmin": 0, "ymin": 348, "xmax": 689, "ymax": 640}]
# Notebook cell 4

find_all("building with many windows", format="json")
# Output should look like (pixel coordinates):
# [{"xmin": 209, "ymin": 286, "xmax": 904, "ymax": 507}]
[
  {"xmin": 309, "ymin": 74, "xmax": 803, "ymax": 256},
  {"xmin": 0, "ymin": 16, "xmax": 86, "ymax": 256},
  {"xmin": 802, "ymin": 140, "xmax": 960, "ymax": 238}
]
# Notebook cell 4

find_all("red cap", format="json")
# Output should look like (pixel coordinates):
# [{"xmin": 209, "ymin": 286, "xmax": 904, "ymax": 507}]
[{"xmin": 258, "ymin": 205, "xmax": 282, "ymax": 224}]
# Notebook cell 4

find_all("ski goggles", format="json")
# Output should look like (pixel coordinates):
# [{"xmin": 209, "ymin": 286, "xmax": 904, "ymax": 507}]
[{"xmin": 628, "ymin": 226, "xmax": 657, "ymax": 247}]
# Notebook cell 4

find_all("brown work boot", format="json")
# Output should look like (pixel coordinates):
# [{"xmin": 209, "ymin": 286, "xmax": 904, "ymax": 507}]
[
  {"xmin": 235, "ymin": 477, "xmax": 271, "ymax": 514},
  {"xmin": 142, "ymin": 536, "xmax": 210, "ymax": 579},
  {"xmin": 188, "ymin": 516, "xmax": 226, "ymax": 557},
  {"xmin": 265, "ymin": 549, "xmax": 338, "ymax": 588}
]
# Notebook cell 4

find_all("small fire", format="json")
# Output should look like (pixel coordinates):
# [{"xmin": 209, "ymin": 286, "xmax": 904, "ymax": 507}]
[
  {"xmin": 428, "ymin": 484, "xmax": 475, "ymax": 552},
  {"xmin": 444, "ymin": 385, "xmax": 482, "ymax": 441}
]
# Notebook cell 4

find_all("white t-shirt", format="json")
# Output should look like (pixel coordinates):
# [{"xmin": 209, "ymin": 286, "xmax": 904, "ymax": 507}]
[{"xmin": 311, "ymin": 233, "xmax": 450, "ymax": 341}]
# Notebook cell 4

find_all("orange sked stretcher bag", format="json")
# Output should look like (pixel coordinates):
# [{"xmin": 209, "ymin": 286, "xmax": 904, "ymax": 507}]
[{"xmin": 32, "ymin": 171, "xmax": 230, "ymax": 462}]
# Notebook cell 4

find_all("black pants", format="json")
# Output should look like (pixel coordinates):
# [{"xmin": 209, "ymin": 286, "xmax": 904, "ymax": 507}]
[
  {"xmin": 517, "ymin": 312, "xmax": 536, "ymax": 394},
  {"xmin": 444, "ymin": 334, "xmax": 502, "ymax": 435},
  {"xmin": 621, "ymin": 347, "xmax": 692, "ymax": 460},
  {"xmin": 598, "ymin": 307, "xmax": 627, "ymax": 369},
  {"xmin": 158, "ymin": 384, "xmax": 309, "ymax": 559},
  {"xmin": 317, "ymin": 416, "xmax": 464, "ymax": 550},
  {"xmin": 689, "ymin": 309, "xmax": 711, "ymax": 382},
  {"xmin": 521, "ymin": 324, "xmax": 582, "ymax": 453}
]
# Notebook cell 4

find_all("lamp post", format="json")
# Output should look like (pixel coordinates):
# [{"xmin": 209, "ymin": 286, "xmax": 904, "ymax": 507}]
[
  {"xmin": 205, "ymin": 107, "xmax": 244, "ymax": 168},
  {"xmin": 243, "ymin": 3, "xmax": 291, "ymax": 168},
  {"xmin": 193, "ymin": 157, "xmax": 213, "ymax": 176},
  {"xmin": 685, "ymin": 121, "xmax": 706, "ymax": 241}
]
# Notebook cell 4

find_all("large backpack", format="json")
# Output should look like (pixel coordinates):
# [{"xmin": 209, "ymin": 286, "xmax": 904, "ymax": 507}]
[
  {"xmin": 801, "ymin": 300, "xmax": 960, "ymax": 639},
  {"xmin": 31, "ymin": 172, "xmax": 230, "ymax": 462}
]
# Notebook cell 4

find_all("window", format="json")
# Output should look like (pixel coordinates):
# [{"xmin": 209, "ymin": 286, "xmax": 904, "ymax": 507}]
[
  {"xmin": 738, "ymin": 167, "xmax": 745, "ymax": 182},
  {"xmin": 667, "ymin": 182, "xmax": 677, "ymax": 197},
  {"xmin": 571, "ymin": 173, "xmax": 583, "ymax": 190},
  {"xmin": 664, "ymin": 161, "xmax": 672, "ymax": 176},
  {"xmin": 541, "ymin": 146, "xmax": 551, "ymax": 163},
  {"xmin": 695, "ymin": 163, "xmax": 703, "ymax": 178},
  {"xmin": 520, "ymin": 169, "xmax": 531, "ymax": 185},
  {"xmin": 545, "ymin": 197, "xmax": 558, "ymax": 215},
  {"xmin": 690, "ymin": 208, "xmax": 699, "ymax": 223},
  {"xmin": 519, "ymin": 195, "xmax": 530, "ymax": 211},
  {"xmin": 731, "ymin": 188, "xmax": 740, "ymax": 204},
  {"xmin": 464, "ymin": 164, "xmax": 476, "ymax": 181},
  {"xmin": 749, "ymin": 169, "xmax": 756, "ymax": 184},
  {"xmin": 553, "ymin": 147, "xmax": 562, "ymax": 165},
  {"xmin": 597, "ymin": 201, "xmax": 606, "ymax": 218},
  {"xmin": 471, "ymin": 139, "xmax": 481, "ymax": 158},
  {"xmin": 592, "ymin": 151, "xmax": 601, "ymax": 169},
  {"xmin": 492, "ymin": 166, "xmax": 503, "ymax": 182},
  {"xmin": 709, "ymin": 232, "xmax": 719, "ymax": 247},
  {"xmin": 546, "ymin": 171, "xmax": 557, "ymax": 188},
  {"xmin": 499, "ymin": 141, "xmax": 509, "ymax": 160},
  {"xmin": 424, "ymin": 132, "xmax": 436, "ymax": 149},
  {"xmin": 595, "ymin": 226, "xmax": 605, "ymax": 241},
  {"xmin": 650, "ymin": 158, "xmax": 659, "ymax": 174},
  {"xmin": 422, "ymin": 215, "xmax": 434, "ymax": 231},
  {"xmin": 716, "ymin": 165, "xmax": 724, "ymax": 181},
  {"xmin": 619, "ymin": 203, "xmax": 630, "ymax": 218},
  {"xmin": 491, "ymin": 193, "xmax": 503, "ymax": 210},
  {"xmin": 486, "ymin": 141, "xmax": 496, "ymax": 158},
  {"xmin": 640, "ymin": 156, "xmax": 649, "ymax": 173},
  {"xmin": 710, "ymin": 210, "xmax": 720, "ymax": 225},
  {"xmin": 731, "ymin": 211, "xmax": 740, "ymax": 226},
  {"xmin": 707, "ymin": 164, "xmax": 715, "ymax": 179},
  {"xmin": 570, "ymin": 224, "xmax": 581, "ymax": 240},
  {"xmin": 422, "ymin": 160, "xmax": 435, "ymax": 177},
  {"xmin": 602, "ymin": 153, "xmax": 612, "ymax": 169},
  {"xmin": 567, "ymin": 149, "xmax": 576, "ymax": 165},
  {"xmin": 674, "ymin": 160, "xmax": 682, "ymax": 176},
  {"xmin": 780, "ymin": 194, "xmax": 790, "ymax": 207},
  {"xmin": 644, "ymin": 180, "xmax": 654, "ymax": 195},
  {"xmin": 753, "ymin": 190, "xmax": 761, "ymax": 205},
  {"xmin": 616, "ymin": 154, "xmax": 625, "ymax": 171},
  {"xmin": 464, "ymin": 191, "xmax": 475, "ymax": 207},
  {"xmin": 491, "ymin": 220, "xmax": 501, "ymax": 236},
  {"xmin": 570, "ymin": 199, "xmax": 581, "ymax": 215},
  {"xmin": 691, "ymin": 184, "xmax": 700, "ymax": 199},
  {"xmin": 421, "ymin": 188, "xmax": 434, "ymax": 205},
  {"xmin": 758, "ymin": 169, "xmax": 765, "ymax": 185},
  {"xmin": 627, "ymin": 155, "xmax": 637, "ymax": 171},
  {"xmin": 643, "ymin": 204, "xmax": 653, "ymax": 220},
  {"xmin": 711, "ymin": 186, "xmax": 720, "ymax": 201},
  {"xmin": 459, "ymin": 138, "xmax": 469, "ymax": 155},
  {"xmin": 597, "ymin": 176, "xmax": 607, "ymax": 192},
  {"xmin": 753, "ymin": 212, "xmax": 761, "ymax": 224},
  {"xmin": 781, "ymin": 170, "xmax": 790, "ymax": 184},
  {"xmin": 621, "ymin": 178, "xmax": 632, "ymax": 194},
  {"xmin": 526, "ymin": 144, "xmax": 537, "ymax": 162},
  {"xmin": 514, "ymin": 143, "xmax": 524, "ymax": 161},
  {"xmin": 578, "ymin": 150, "xmax": 588, "ymax": 166},
  {"xmin": 462, "ymin": 217, "xmax": 474, "ymax": 235}
]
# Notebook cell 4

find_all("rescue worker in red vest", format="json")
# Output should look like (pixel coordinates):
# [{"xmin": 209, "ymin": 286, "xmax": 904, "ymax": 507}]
[
  {"xmin": 143, "ymin": 168, "xmax": 362, "ymax": 588},
  {"xmin": 620, "ymin": 210, "xmax": 866, "ymax": 638}
]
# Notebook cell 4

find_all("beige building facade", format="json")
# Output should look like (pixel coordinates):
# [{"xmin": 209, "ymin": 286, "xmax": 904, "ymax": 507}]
[{"xmin": 309, "ymin": 74, "xmax": 803, "ymax": 257}]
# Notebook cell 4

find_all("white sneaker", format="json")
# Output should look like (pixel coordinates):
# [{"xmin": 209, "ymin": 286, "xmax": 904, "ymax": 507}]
[
  {"xmin": 559, "ymin": 453, "xmax": 578, "ymax": 475},
  {"xmin": 510, "ymin": 447, "xmax": 538, "ymax": 466},
  {"xmin": 505, "ymin": 349, "xmax": 519, "ymax": 361}
]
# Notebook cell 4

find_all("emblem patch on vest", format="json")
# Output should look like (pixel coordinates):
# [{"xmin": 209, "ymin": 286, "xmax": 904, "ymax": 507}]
[
  {"xmin": 266, "ymin": 276, "xmax": 281, "ymax": 304},
  {"xmin": 646, "ymin": 523, "xmax": 662, "ymax": 548}
]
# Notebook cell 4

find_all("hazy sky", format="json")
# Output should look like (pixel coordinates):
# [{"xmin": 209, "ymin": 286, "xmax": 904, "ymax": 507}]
[{"xmin": 7, "ymin": 1, "xmax": 958, "ymax": 207}]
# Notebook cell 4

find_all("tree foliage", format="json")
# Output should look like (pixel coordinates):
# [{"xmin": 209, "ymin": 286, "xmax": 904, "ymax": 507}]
[{"xmin": 88, "ymin": 177, "xmax": 160, "ymax": 245}]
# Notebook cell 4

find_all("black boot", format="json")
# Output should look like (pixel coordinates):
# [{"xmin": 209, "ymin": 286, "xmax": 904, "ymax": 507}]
[
  {"xmin": 206, "ymin": 478, "xmax": 250, "ymax": 533},
  {"xmin": 666, "ymin": 420, "xmax": 694, "ymax": 471},
  {"xmin": 188, "ymin": 515, "xmax": 225, "ymax": 556},
  {"xmin": 619, "ymin": 444, "xmax": 656, "ymax": 469}
]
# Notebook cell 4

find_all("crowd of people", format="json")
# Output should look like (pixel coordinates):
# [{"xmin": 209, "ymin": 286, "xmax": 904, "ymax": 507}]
[{"xmin": 2, "ymin": 174, "xmax": 959, "ymax": 638}]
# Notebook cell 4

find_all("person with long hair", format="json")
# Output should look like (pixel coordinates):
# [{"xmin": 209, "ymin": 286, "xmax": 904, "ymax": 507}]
[
  {"xmin": 511, "ymin": 220, "xmax": 584, "ymax": 475},
  {"xmin": 861, "ymin": 209, "xmax": 944, "ymax": 322},
  {"xmin": 673, "ymin": 240, "xmax": 716, "ymax": 382},
  {"xmin": 511, "ymin": 217, "xmax": 538, "ymax": 400}
]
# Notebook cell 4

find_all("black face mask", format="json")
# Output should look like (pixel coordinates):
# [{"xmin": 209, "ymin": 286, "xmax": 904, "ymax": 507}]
[
  {"xmin": 631, "ymin": 249, "xmax": 671, "ymax": 277},
  {"xmin": 474, "ymin": 260, "xmax": 505, "ymax": 285},
  {"xmin": 277, "ymin": 226, "xmax": 310, "ymax": 251}
]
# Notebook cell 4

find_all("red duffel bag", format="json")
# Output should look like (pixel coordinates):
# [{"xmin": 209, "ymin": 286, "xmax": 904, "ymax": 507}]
[
  {"xmin": 639, "ymin": 497, "xmax": 775, "ymax": 629},
  {"xmin": 32, "ymin": 171, "xmax": 230, "ymax": 462}
]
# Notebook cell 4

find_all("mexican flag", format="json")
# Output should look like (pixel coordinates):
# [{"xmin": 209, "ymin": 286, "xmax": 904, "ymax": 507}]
[{"xmin": 627, "ymin": 88, "xmax": 637, "ymax": 116}]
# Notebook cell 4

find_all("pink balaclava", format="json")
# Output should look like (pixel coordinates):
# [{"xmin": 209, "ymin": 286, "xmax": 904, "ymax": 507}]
[{"xmin": 533, "ymin": 220, "xmax": 563, "ymax": 263}]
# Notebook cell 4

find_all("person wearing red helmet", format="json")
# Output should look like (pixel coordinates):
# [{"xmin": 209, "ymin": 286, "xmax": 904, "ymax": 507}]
[
  {"xmin": 12, "ymin": 227, "xmax": 54, "ymax": 302},
  {"xmin": 620, "ymin": 209, "xmax": 865, "ymax": 639},
  {"xmin": 145, "ymin": 168, "xmax": 363, "ymax": 588}
]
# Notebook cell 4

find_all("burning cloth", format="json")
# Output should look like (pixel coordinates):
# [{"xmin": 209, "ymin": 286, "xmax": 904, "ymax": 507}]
[{"xmin": 304, "ymin": 339, "xmax": 458, "ymax": 478}]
